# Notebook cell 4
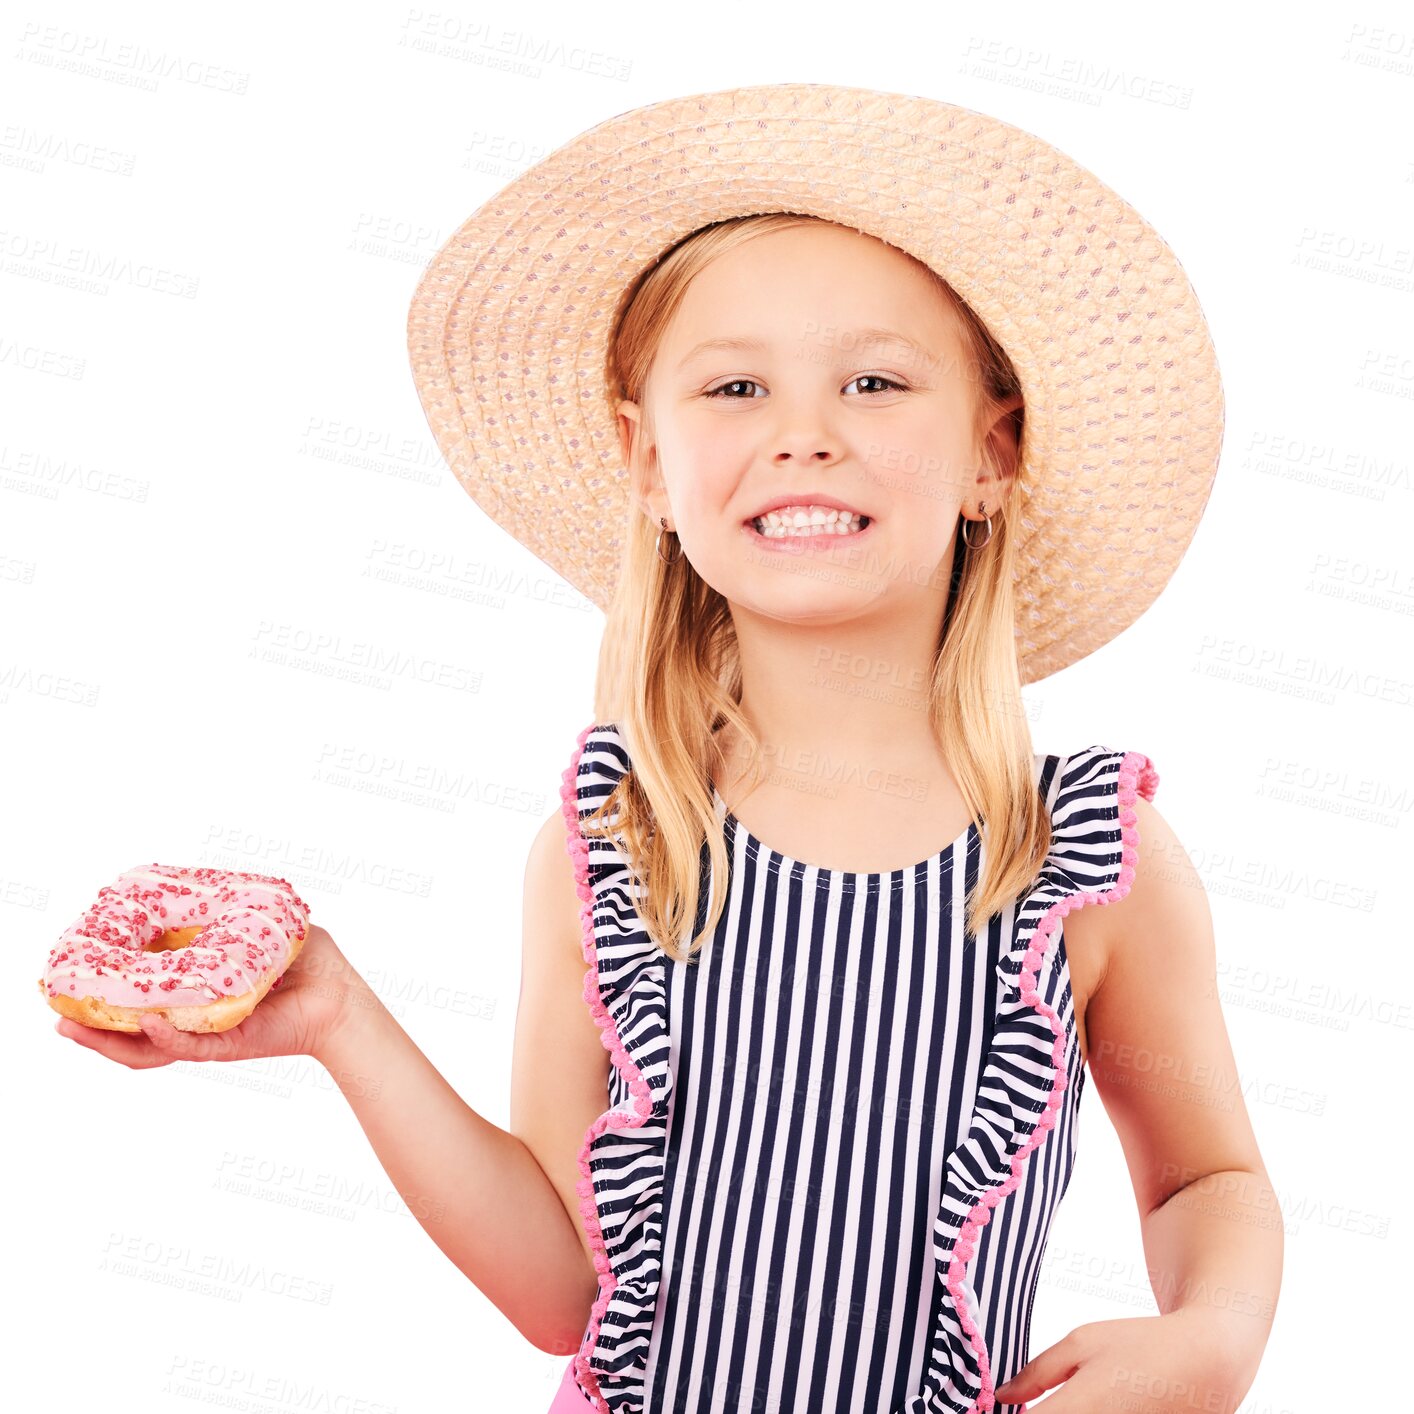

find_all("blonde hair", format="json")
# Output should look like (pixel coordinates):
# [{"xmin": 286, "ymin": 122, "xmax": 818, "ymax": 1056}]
[{"xmin": 586, "ymin": 212, "xmax": 1051, "ymax": 957}]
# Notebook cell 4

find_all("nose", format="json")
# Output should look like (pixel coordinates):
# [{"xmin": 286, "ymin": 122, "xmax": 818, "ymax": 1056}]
[
  {"xmin": 767, "ymin": 406, "xmax": 845, "ymax": 466},
  {"xmin": 755, "ymin": 379, "xmax": 849, "ymax": 467},
  {"xmin": 773, "ymin": 444, "xmax": 840, "ymax": 465}
]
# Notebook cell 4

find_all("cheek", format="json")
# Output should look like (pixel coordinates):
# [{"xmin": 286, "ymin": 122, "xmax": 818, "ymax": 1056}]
[
  {"xmin": 662, "ymin": 419, "xmax": 748, "ymax": 518},
  {"xmin": 897, "ymin": 511, "xmax": 961, "ymax": 576},
  {"xmin": 867, "ymin": 420, "xmax": 975, "ymax": 504}
]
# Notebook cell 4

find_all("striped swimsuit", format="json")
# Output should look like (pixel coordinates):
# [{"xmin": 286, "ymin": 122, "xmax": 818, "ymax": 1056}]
[{"xmin": 552, "ymin": 721, "xmax": 1158, "ymax": 1414}]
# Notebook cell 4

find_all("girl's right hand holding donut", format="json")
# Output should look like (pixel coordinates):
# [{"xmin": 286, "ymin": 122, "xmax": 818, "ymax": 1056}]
[{"xmin": 54, "ymin": 924, "xmax": 367, "ymax": 1068}]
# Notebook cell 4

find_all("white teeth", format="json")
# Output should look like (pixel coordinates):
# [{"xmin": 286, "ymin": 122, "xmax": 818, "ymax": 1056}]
[{"xmin": 751, "ymin": 504, "xmax": 869, "ymax": 538}]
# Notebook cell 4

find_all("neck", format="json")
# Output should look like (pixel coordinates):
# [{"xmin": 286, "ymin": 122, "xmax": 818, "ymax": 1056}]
[{"xmin": 717, "ymin": 596, "xmax": 951, "ymax": 789}]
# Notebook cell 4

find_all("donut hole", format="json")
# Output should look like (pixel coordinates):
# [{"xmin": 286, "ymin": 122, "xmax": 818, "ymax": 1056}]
[{"xmin": 143, "ymin": 926, "xmax": 206, "ymax": 953}]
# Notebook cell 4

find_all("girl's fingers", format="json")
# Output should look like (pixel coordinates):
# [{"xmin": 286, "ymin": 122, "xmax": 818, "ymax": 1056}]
[
  {"xmin": 54, "ymin": 1012, "xmax": 241, "ymax": 1066},
  {"xmin": 54, "ymin": 1015, "xmax": 174, "ymax": 1069},
  {"xmin": 136, "ymin": 1011, "xmax": 241, "ymax": 1062}
]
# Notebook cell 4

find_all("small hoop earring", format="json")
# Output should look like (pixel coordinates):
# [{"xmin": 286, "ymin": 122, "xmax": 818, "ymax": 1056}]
[
  {"xmin": 655, "ymin": 516, "xmax": 682, "ymax": 564},
  {"xmin": 962, "ymin": 500, "xmax": 995, "ymax": 550}
]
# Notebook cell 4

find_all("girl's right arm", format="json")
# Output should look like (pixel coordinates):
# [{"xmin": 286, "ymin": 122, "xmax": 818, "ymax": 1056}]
[
  {"xmin": 314, "ymin": 823, "xmax": 604, "ymax": 1355},
  {"xmin": 54, "ymin": 810, "xmax": 606, "ymax": 1357}
]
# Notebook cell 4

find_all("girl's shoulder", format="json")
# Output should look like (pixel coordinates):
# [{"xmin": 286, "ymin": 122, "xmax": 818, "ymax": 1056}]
[
  {"xmin": 563, "ymin": 721, "xmax": 630, "ymax": 804},
  {"xmin": 1030, "ymin": 743, "xmax": 1161, "ymax": 905},
  {"xmin": 1038, "ymin": 742, "xmax": 1160, "ymax": 812}
]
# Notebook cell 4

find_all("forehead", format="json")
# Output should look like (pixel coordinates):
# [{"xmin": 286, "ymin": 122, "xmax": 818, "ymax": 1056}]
[{"xmin": 662, "ymin": 223, "xmax": 962, "ymax": 372}]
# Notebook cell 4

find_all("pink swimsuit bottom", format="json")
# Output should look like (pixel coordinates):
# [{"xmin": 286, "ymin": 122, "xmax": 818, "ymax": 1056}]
[{"xmin": 548, "ymin": 1359, "xmax": 594, "ymax": 1413}]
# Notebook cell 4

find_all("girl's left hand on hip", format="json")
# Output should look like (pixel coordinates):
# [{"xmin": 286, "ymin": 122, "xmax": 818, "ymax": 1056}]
[{"xmin": 992, "ymin": 1309, "xmax": 1243, "ymax": 1412}]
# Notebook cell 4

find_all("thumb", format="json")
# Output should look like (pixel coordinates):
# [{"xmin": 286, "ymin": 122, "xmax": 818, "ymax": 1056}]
[{"xmin": 994, "ymin": 1328, "xmax": 1084, "ymax": 1405}]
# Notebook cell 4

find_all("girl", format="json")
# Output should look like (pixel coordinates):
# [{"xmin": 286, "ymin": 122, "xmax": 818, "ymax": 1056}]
[{"xmin": 57, "ymin": 86, "xmax": 1279, "ymax": 1414}]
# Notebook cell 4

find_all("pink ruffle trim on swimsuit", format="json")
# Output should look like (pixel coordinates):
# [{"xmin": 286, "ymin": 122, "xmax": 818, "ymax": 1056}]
[
  {"xmin": 945, "ymin": 750, "xmax": 1159, "ymax": 1412},
  {"xmin": 558, "ymin": 721, "xmax": 655, "ymax": 1414}
]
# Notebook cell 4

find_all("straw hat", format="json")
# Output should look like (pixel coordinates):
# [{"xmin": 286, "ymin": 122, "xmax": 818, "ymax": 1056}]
[{"xmin": 406, "ymin": 82, "xmax": 1224, "ymax": 682}]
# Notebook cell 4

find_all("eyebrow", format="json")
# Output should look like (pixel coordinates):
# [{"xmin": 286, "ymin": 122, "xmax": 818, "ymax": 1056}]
[{"xmin": 676, "ymin": 327, "xmax": 935, "ymax": 371}]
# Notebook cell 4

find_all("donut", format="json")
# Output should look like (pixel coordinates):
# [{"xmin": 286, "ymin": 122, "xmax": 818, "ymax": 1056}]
[{"xmin": 40, "ymin": 863, "xmax": 311, "ymax": 1034}]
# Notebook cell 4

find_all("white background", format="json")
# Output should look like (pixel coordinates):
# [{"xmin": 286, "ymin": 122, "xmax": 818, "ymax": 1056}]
[{"xmin": 7, "ymin": 1, "xmax": 1411, "ymax": 1410}]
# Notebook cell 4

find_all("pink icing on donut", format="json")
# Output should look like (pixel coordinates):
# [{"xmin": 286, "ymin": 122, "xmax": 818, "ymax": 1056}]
[{"xmin": 44, "ymin": 863, "xmax": 311, "ymax": 1009}]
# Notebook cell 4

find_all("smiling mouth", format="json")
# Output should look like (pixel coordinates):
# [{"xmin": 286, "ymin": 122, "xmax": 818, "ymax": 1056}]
[{"xmin": 747, "ymin": 507, "xmax": 873, "ymax": 539}]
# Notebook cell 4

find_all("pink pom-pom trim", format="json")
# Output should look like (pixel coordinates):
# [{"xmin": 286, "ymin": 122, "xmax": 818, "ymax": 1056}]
[
  {"xmin": 946, "ymin": 750, "xmax": 1157, "ymax": 1412},
  {"xmin": 557, "ymin": 722, "xmax": 658, "ymax": 1414}
]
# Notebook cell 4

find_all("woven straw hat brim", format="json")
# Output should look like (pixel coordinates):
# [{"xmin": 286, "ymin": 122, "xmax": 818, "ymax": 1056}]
[{"xmin": 406, "ymin": 82, "xmax": 1224, "ymax": 683}]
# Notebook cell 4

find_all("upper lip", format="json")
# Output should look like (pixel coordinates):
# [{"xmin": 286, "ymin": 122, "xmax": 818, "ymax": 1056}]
[{"xmin": 745, "ymin": 493, "xmax": 872, "ymax": 523}]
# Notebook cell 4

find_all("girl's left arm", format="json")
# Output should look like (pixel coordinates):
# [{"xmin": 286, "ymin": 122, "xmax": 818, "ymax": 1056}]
[{"xmin": 995, "ymin": 795, "xmax": 1281, "ymax": 1412}]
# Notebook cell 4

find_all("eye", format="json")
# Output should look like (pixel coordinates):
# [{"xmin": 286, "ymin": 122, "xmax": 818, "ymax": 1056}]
[
  {"xmin": 703, "ymin": 374, "xmax": 909, "ymax": 400},
  {"xmin": 846, "ymin": 374, "xmax": 908, "ymax": 395},
  {"xmin": 703, "ymin": 379, "xmax": 764, "ymax": 400}
]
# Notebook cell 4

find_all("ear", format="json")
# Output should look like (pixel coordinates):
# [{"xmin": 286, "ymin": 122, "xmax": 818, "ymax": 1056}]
[
  {"xmin": 618, "ymin": 399, "xmax": 671, "ymax": 528},
  {"xmin": 978, "ymin": 392, "xmax": 1024, "ymax": 500}
]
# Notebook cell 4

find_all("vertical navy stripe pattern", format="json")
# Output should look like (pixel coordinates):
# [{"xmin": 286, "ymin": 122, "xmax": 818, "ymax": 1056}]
[{"xmin": 564, "ymin": 723, "xmax": 1158, "ymax": 1414}]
